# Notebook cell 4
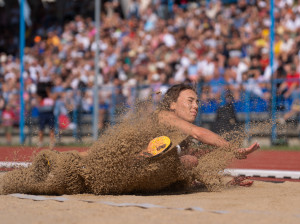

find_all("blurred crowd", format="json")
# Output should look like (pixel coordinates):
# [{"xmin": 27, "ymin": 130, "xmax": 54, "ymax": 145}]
[{"xmin": 1, "ymin": 0, "xmax": 300, "ymax": 143}]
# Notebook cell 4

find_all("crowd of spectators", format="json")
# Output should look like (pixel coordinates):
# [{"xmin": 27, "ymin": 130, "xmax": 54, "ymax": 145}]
[{"xmin": 1, "ymin": 0, "xmax": 300, "ymax": 144}]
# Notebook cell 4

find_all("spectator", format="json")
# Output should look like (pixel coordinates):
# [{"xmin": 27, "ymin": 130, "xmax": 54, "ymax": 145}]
[
  {"xmin": 0, "ymin": 95, "xmax": 5, "ymax": 121},
  {"xmin": 278, "ymin": 91, "xmax": 300, "ymax": 126},
  {"xmin": 278, "ymin": 65, "xmax": 300, "ymax": 99},
  {"xmin": 98, "ymin": 96, "xmax": 109, "ymax": 132},
  {"xmin": 1, "ymin": 103, "xmax": 14, "ymax": 145},
  {"xmin": 36, "ymin": 82, "xmax": 55, "ymax": 148},
  {"xmin": 1, "ymin": 0, "xmax": 300, "ymax": 141}
]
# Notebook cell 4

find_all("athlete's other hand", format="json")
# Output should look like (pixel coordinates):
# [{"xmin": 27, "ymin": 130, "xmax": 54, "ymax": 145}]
[
  {"xmin": 235, "ymin": 142, "xmax": 260, "ymax": 159},
  {"xmin": 227, "ymin": 176, "xmax": 254, "ymax": 187}
]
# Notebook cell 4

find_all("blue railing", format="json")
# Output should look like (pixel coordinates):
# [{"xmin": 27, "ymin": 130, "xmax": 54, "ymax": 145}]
[{"xmin": 15, "ymin": 79, "xmax": 300, "ymax": 145}]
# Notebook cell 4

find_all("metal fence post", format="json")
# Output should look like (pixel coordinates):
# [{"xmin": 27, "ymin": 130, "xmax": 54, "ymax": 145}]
[
  {"xmin": 270, "ymin": 0, "xmax": 277, "ymax": 145},
  {"xmin": 196, "ymin": 81, "xmax": 202, "ymax": 126},
  {"xmin": 245, "ymin": 90, "xmax": 251, "ymax": 143},
  {"xmin": 73, "ymin": 108, "xmax": 78, "ymax": 140},
  {"xmin": 271, "ymin": 78, "xmax": 277, "ymax": 144},
  {"xmin": 110, "ymin": 86, "xmax": 116, "ymax": 125},
  {"xmin": 54, "ymin": 113, "xmax": 59, "ymax": 142},
  {"xmin": 92, "ymin": 0, "xmax": 101, "ymax": 141},
  {"xmin": 19, "ymin": 0, "xmax": 25, "ymax": 144}
]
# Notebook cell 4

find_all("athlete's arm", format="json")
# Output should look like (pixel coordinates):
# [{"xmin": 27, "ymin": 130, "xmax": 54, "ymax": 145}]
[
  {"xmin": 158, "ymin": 111, "xmax": 260, "ymax": 157},
  {"xmin": 158, "ymin": 111, "xmax": 230, "ymax": 148}
]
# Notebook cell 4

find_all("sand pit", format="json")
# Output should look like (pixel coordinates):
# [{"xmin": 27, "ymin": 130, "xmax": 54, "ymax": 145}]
[
  {"xmin": 0, "ymin": 173, "xmax": 299, "ymax": 224},
  {"xmin": 1, "ymin": 97, "xmax": 298, "ymax": 223}
]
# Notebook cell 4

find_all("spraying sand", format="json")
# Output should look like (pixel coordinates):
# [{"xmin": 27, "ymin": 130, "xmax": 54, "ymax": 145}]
[{"xmin": 0, "ymin": 101, "xmax": 247, "ymax": 195}]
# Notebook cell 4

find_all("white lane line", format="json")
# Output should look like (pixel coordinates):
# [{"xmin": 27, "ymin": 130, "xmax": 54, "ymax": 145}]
[
  {"xmin": 1, "ymin": 162, "xmax": 300, "ymax": 179},
  {"xmin": 0, "ymin": 161, "xmax": 31, "ymax": 168},
  {"xmin": 224, "ymin": 168, "xmax": 300, "ymax": 179}
]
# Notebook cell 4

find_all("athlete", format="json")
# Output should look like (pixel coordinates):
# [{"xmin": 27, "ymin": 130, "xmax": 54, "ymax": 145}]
[
  {"xmin": 82, "ymin": 84, "xmax": 259, "ymax": 164},
  {"xmin": 81, "ymin": 84, "xmax": 259, "ymax": 186},
  {"xmin": 140, "ymin": 84, "xmax": 260, "ymax": 186}
]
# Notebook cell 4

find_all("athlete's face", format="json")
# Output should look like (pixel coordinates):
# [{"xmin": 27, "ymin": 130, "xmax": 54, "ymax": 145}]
[{"xmin": 170, "ymin": 89, "xmax": 199, "ymax": 123}]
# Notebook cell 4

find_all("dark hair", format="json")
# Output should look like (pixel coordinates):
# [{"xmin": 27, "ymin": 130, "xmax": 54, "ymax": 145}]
[
  {"xmin": 158, "ymin": 84, "xmax": 197, "ymax": 111},
  {"xmin": 37, "ymin": 81, "xmax": 53, "ymax": 99}
]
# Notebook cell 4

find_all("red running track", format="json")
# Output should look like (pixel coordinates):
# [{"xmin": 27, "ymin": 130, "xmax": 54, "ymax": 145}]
[
  {"xmin": 0, "ymin": 147, "xmax": 300, "ymax": 171},
  {"xmin": 228, "ymin": 151, "xmax": 300, "ymax": 171},
  {"xmin": 0, "ymin": 146, "xmax": 88, "ymax": 162}
]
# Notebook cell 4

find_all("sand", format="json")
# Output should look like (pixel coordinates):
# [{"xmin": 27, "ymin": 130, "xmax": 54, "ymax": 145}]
[
  {"xmin": 0, "ymin": 172, "xmax": 299, "ymax": 224},
  {"xmin": 0, "ymin": 100, "xmax": 243, "ymax": 195},
  {"xmin": 1, "ymin": 100, "xmax": 299, "ymax": 223},
  {"xmin": 0, "ymin": 103, "xmax": 191, "ymax": 195}
]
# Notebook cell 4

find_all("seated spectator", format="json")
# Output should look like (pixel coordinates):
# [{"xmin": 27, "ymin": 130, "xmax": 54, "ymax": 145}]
[
  {"xmin": 241, "ymin": 70, "xmax": 268, "ymax": 100},
  {"xmin": 278, "ymin": 65, "xmax": 300, "ymax": 99},
  {"xmin": 278, "ymin": 87, "xmax": 300, "ymax": 132},
  {"xmin": 278, "ymin": 94, "xmax": 300, "ymax": 125}
]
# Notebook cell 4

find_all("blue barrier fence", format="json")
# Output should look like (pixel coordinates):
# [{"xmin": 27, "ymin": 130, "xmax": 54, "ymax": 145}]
[{"xmin": 14, "ymin": 79, "xmax": 300, "ymax": 145}]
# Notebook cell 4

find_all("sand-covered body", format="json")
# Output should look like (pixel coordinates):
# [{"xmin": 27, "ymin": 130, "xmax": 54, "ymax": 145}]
[
  {"xmin": 0, "ymin": 102, "xmax": 244, "ymax": 195},
  {"xmin": 0, "ymin": 108, "xmax": 194, "ymax": 195}
]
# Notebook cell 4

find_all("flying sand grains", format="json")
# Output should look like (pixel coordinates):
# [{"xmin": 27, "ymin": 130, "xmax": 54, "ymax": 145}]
[
  {"xmin": 79, "ymin": 101, "xmax": 190, "ymax": 194},
  {"xmin": 1, "ymin": 100, "xmax": 189, "ymax": 195},
  {"xmin": 1, "ymin": 150, "xmax": 86, "ymax": 195},
  {"xmin": 0, "ymin": 100, "xmax": 261, "ymax": 195}
]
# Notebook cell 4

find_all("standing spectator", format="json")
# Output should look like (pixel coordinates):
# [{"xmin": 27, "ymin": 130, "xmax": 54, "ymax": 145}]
[
  {"xmin": 187, "ymin": 55, "xmax": 199, "ymax": 82},
  {"xmin": 127, "ymin": 0, "xmax": 140, "ymax": 19},
  {"xmin": 1, "ymin": 103, "xmax": 15, "ymax": 145},
  {"xmin": 0, "ymin": 95, "xmax": 5, "ymax": 122},
  {"xmin": 36, "ymin": 82, "xmax": 55, "ymax": 148},
  {"xmin": 157, "ymin": 0, "xmax": 169, "ymax": 19},
  {"xmin": 98, "ymin": 96, "xmax": 109, "ymax": 133}
]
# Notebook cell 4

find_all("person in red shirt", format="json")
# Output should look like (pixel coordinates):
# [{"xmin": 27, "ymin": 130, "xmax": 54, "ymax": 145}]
[
  {"xmin": 1, "ymin": 103, "xmax": 15, "ymax": 145},
  {"xmin": 278, "ymin": 66, "xmax": 300, "ymax": 99},
  {"xmin": 278, "ymin": 66, "xmax": 300, "ymax": 125}
]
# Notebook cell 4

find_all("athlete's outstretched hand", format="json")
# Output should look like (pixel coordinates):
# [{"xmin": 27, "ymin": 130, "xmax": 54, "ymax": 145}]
[
  {"xmin": 235, "ymin": 142, "xmax": 260, "ymax": 159},
  {"xmin": 227, "ymin": 176, "xmax": 254, "ymax": 187}
]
